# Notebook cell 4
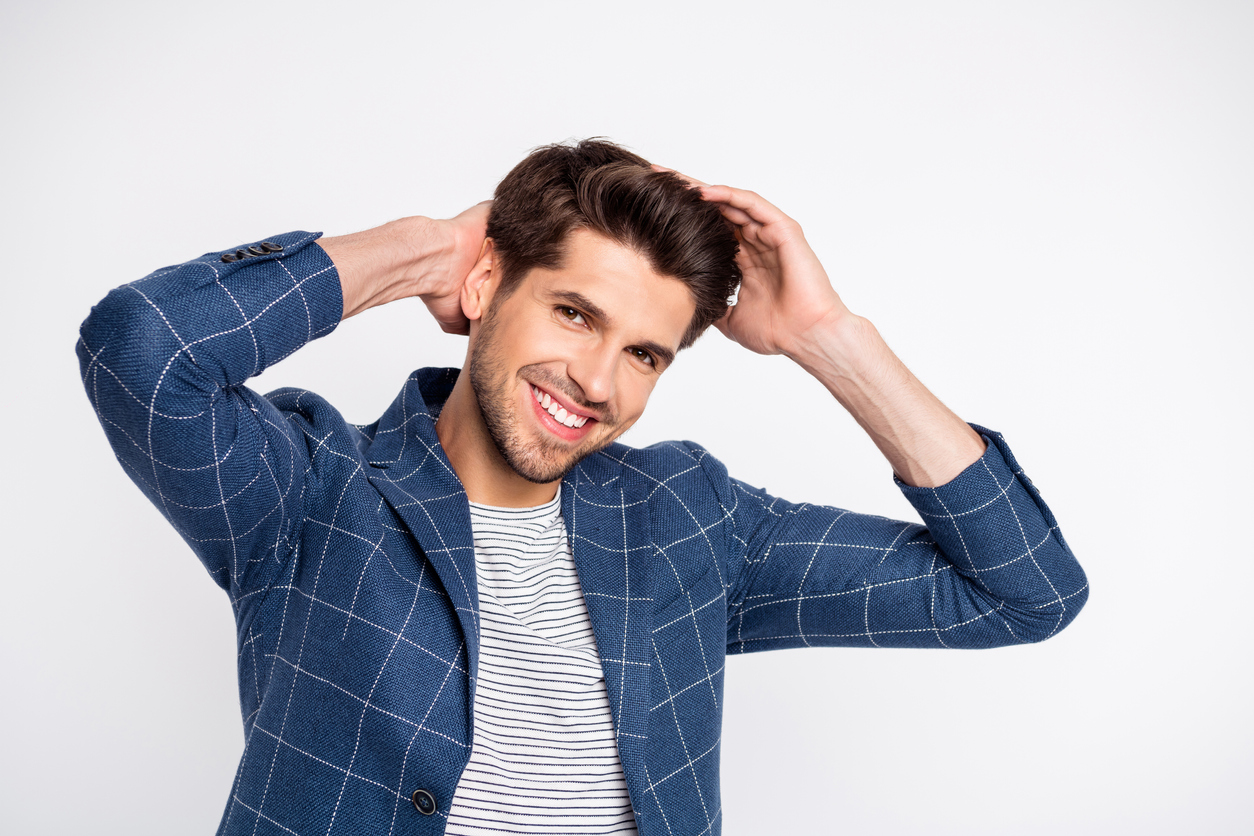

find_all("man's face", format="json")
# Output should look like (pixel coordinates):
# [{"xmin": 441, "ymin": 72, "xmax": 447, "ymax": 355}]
[{"xmin": 468, "ymin": 228, "xmax": 697, "ymax": 484}]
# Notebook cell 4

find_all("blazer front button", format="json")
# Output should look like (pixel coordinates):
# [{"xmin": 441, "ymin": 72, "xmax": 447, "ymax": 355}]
[{"xmin": 411, "ymin": 788, "xmax": 437, "ymax": 815}]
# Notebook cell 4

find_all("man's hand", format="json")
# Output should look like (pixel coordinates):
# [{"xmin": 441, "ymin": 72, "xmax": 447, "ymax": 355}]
[
  {"xmin": 701, "ymin": 184, "xmax": 850, "ymax": 358},
  {"xmin": 414, "ymin": 201, "xmax": 491, "ymax": 334},
  {"xmin": 659, "ymin": 166, "xmax": 986, "ymax": 487},
  {"xmin": 654, "ymin": 167, "xmax": 848, "ymax": 357},
  {"xmin": 318, "ymin": 201, "xmax": 490, "ymax": 326}
]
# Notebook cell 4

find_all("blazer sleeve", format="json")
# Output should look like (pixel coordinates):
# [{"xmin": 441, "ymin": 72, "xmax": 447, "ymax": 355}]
[
  {"xmin": 76, "ymin": 232, "xmax": 343, "ymax": 602},
  {"xmin": 707, "ymin": 427, "xmax": 1089, "ymax": 652}
]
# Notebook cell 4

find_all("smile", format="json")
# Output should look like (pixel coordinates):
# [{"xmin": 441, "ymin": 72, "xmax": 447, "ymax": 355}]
[{"xmin": 530, "ymin": 384, "xmax": 591, "ymax": 428}]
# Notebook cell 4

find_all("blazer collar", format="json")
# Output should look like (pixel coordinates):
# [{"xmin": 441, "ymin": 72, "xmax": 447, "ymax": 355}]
[{"xmin": 363, "ymin": 367, "xmax": 459, "ymax": 471}]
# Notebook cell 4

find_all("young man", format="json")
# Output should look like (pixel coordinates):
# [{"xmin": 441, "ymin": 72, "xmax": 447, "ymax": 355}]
[{"xmin": 78, "ymin": 139, "xmax": 1087, "ymax": 836}]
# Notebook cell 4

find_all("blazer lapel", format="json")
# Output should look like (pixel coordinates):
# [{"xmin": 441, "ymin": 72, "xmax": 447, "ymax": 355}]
[
  {"xmin": 364, "ymin": 369, "xmax": 481, "ymax": 692},
  {"xmin": 562, "ymin": 453, "xmax": 656, "ymax": 815}
]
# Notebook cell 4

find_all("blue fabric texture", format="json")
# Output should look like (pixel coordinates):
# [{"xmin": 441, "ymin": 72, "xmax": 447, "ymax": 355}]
[{"xmin": 77, "ymin": 233, "xmax": 1089, "ymax": 836}]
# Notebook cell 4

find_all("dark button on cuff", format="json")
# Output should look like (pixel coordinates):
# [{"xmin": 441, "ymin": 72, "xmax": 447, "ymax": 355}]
[
  {"xmin": 411, "ymin": 789, "xmax": 436, "ymax": 815},
  {"xmin": 220, "ymin": 253, "xmax": 237, "ymax": 263},
  {"xmin": 247, "ymin": 245, "xmax": 266, "ymax": 256},
  {"xmin": 260, "ymin": 241, "xmax": 283, "ymax": 252}
]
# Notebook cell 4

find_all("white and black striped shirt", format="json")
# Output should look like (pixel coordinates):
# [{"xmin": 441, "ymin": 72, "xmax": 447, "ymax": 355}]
[{"xmin": 444, "ymin": 497, "xmax": 638, "ymax": 835}]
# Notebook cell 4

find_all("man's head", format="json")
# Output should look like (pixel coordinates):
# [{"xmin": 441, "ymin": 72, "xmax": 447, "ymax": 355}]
[
  {"xmin": 485, "ymin": 138, "xmax": 741, "ymax": 350},
  {"xmin": 454, "ymin": 139, "xmax": 742, "ymax": 487}
]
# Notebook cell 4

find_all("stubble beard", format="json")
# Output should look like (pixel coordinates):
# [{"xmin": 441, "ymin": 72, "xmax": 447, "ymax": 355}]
[{"xmin": 467, "ymin": 309, "xmax": 615, "ymax": 485}]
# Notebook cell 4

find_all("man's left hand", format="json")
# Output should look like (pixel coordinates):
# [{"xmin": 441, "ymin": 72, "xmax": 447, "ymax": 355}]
[
  {"xmin": 656, "ymin": 167, "xmax": 850, "ymax": 358},
  {"xmin": 656, "ymin": 166, "xmax": 986, "ymax": 488}
]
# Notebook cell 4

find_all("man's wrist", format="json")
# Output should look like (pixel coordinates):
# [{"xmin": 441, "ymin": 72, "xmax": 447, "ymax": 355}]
[
  {"xmin": 787, "ymin": 312, "xmax": 986, "ymax": 487},
  {"xmin": 783, "ymin": 310, "xmax": 878, "ymax": 383},
  {"xmin": 392, "ymin": 215, "xmax": 456, "ymax": 299},
  {"xmin": 320, "ymin": 216, "xmax": 452, "ymax": 319}
]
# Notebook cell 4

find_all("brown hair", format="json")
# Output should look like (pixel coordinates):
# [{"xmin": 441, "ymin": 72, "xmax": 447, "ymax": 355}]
[{"xmin": 486, "ymin": 138, "xmax": 742, "ymax": 350}]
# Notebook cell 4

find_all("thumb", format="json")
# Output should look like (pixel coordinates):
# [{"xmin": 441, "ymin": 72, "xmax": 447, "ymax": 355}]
[{"xmin": 424, "ymin": 296, "xmax": 471, "ymax": 337}]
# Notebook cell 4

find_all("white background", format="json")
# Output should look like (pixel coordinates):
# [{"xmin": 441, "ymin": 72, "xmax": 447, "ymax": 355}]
[{"xmin": 2, "ymin": 1, "xmax": 1251, "ymax": 833}]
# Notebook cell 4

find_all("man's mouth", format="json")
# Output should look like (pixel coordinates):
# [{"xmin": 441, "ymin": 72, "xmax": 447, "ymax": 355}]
[{"xmin": 530, "ymin": 384, "xmax": 594, "ymax": 430}]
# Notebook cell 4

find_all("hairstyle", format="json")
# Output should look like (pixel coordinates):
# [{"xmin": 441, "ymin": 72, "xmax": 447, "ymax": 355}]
[{"xmin": 485, "ymin": 138, "xmax": 742, "ymax": 350}]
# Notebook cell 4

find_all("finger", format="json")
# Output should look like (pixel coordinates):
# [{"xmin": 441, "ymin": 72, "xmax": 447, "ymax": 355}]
[
  {"xmin": 698, "ymin": 184, "xmax": 790, "ymax": 227},
  {"xmin": 426, "ymin": 297, "xmax": 472, "ymax": 336},
  {"xmin": 651, "ymin": 163, "xmax": 708, "ymax": 188},
  {"xmin": 712, "ymin": 310, "xmax": 733, "ymax": 339},
  {"xmin": 713, "ymin": 202, "xmax": 754, "ymax": 227},
  {"xmin": 439, "ymin": 316, "xmax": 471, "ymax": 337},
  {"xmin": 715, "ymin": 207, "xmax": 771, "ymax": 251},
  {"xmin": 454, "ymin": 200, "xmax": 492, "ymax": 222}
]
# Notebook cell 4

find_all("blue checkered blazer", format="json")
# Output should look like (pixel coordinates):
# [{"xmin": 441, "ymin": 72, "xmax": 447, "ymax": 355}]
[{"xmin": 78, "ymin": 231, "xmax": 1088, "ymax": 836}]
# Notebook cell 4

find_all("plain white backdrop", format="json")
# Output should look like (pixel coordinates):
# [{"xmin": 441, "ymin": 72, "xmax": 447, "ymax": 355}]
[{"xmin": 2, "ymin": 1, "xmax": 1251, "ymax": 833}]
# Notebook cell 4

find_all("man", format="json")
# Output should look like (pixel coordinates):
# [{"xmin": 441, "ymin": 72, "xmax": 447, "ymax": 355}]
[{"xmin": 78, "ymin": 139, "xmax": 1087, "ymax": 836}]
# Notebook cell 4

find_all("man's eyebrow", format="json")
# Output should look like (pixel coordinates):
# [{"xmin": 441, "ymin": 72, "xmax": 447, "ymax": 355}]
[
  {"xmin": 549, "ymin": 290, "xmax": 610, "ymax": 325},
  {"xmin": 636, "ymin": 339, "xmax": 676, "ymax": 370},
  {"xmin": 547, "ymin": 289, "xmax": 677, "ymax": 369}
]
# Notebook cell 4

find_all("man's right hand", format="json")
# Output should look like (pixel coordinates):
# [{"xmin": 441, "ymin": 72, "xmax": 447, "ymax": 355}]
[
  {"xmin": 317, "ymin": 202, "xmax": 490, "ymax": 327},
  {"xmin": 415, "ymin": 201, "xmax": 491, "ymax": 335}
]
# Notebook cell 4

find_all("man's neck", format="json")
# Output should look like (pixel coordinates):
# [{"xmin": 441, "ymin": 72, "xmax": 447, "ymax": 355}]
[{"xmin": 435, "ymin": 372, "xmax": 560, "ymax": 508}]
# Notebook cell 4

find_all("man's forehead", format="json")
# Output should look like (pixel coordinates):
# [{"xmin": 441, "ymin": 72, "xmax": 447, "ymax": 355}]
[{"xmin": 525, "ymin": 229, "xmax": 696, "ymax": 351}]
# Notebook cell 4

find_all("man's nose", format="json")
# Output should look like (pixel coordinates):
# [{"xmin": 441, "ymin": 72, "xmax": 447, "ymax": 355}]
[{"xmin": 566, "ymin": 344, "xmax": 617, "ymax": 407}]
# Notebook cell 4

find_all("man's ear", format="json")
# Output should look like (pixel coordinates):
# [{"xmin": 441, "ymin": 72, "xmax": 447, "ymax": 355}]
[{"xmin": 461, "ymin": 238, "xmax": 497, "ymax": 323}]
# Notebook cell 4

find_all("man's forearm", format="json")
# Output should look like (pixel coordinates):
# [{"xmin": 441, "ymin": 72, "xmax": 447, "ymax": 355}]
[
  {"xmin": 316, "ymin": 203, "xmax": 490, "ymax": 329},
  {"xmin": 78, "ymin": 231, "xmax": 344, "ymax": 593},
  {"xmin": 316, "ymin": 217, "xmax": 449, "ymax": 320},
  {"xmin": 786, "ymin": 312, "xmax": 987, "ymax": 488}
]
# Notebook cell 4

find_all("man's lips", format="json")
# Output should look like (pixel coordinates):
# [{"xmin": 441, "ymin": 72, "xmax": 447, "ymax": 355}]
[
  {"xmin": 529, "ymin": 382, "xmax": 599, "ymax": 424},
  {"xmin": 527, "ymin": 382, "xmax": 599, "ymax": 440}
]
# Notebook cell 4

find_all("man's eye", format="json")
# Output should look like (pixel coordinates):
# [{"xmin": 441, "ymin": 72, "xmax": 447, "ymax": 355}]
[
  {"xmin": 630, "ymin": 348, "xmax": 655, "ymax": 366},
  {"xmin": 559, "ymin": 306, "xmax": 586, "ymax": 325}
]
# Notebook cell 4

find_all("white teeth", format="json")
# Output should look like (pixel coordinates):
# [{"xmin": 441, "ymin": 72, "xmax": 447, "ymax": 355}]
[{"xmin": 532, "ymin": 385, "xmax": 589, "ymax": 429}]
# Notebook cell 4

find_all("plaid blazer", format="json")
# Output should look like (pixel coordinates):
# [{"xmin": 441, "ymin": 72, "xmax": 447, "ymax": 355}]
[{"xmin": 78, "ymin": 231, "xmax": 1088, "ymax": 836}]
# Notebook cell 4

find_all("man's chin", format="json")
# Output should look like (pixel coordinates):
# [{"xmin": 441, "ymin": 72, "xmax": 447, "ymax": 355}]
[
  {"xmin": 503, "ymin": 457, "xmax": 574, "ymax": 485},
  {"xmin": 504, "ymin": 435, "xmax": 607, "ymax": 485}
]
